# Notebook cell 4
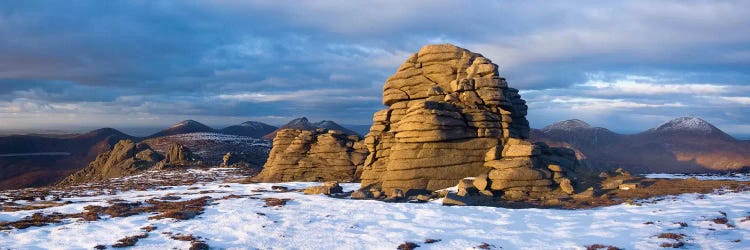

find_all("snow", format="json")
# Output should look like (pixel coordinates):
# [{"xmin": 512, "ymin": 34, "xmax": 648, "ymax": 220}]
[
  {"xmin": 2, "ymin": 171, "xmax": 750, "ymax": 249},
  {"xmin": 158, "ymin": 132, "xmax": 270, "ymax": 146},
  {"xmin": 645, "ymin": 173, "xmax": 750, "ymax": 181},
  {"xmin": 542, "ymin": 119, "xmax": 593, "ymax": 132},
  {"xmin": 652, "ymin": 116, "xmax": 717, "ymax": 134}
]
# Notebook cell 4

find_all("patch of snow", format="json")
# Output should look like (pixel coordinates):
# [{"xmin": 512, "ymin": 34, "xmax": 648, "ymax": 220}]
[
  {"xmin": 542, "ymin": 119, "xmax": 593, "ymax": 132},
  {"xmin": 2, "ymin": 173, "xmax": 750, "ymax": 249},
  {"xmin": 651, "ymin": 116, "xmax": 718, "ymax": 134},
  {"xmin": 644, "ymin": 173, "xmax": 750, "ymax": 181}
]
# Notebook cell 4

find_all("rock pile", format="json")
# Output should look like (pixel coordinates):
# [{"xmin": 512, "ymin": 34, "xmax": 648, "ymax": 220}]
[
  {"xmin": 59, "ymin": 140, "xmax": 201, "ymax": 185},
  {"xmin": 252, "ymin": 128, "xmax": 368, "ymax": 182},
  {"xmin": 358, "ymin": 44, "xmax": 580, "ymax": 201}
]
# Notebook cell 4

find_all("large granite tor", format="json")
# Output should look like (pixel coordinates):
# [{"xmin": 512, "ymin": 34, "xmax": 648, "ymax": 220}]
[{"xmin": 360, "ymin": 44, "xmax": 574, "ymax": 197}]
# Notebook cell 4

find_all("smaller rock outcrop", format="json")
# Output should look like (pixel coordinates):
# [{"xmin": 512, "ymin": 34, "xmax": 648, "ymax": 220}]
[
  {"xmin": 253, "ymin": 128, "xmax": 368, "ymax": 182},
  {"xmin": 58, "ymin": 140, "xmax": 163, "ymax": 185},
  {"xmin": 154, "ymin": 143, "xmax": 201, "ymax": 169},
  {"xmin": 59, "ymin": 140, "xmax": 202, "ymax": 186},
  {"xmin": 220, "ymin": 152, "xmax": 261, "ymax": 168}
]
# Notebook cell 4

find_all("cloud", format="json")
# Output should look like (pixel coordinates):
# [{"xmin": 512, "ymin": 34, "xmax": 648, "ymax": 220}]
[
  {"xmin": 719, "ymin": 96, "xmax": 750, "ymax": 105},
  {"xmin": 577, "ymin": 74, "xmax": 730, "ymax": 95},
  {"xmin": 0, "ymin": 1, "xmax": 748, "ymax": 135}
]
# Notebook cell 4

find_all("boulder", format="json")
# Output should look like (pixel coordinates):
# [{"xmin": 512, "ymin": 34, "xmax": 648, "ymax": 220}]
[
  {"xmin": 253, "ymin": 128, "xmax": 368, "ymax": 182},
  {"xmin": 303, "ymin": 181, "xmax": 343, "ymax": 195},
  {"xmin": 359, "ymin": 44, "xmax": 581, "ymax": 202}
]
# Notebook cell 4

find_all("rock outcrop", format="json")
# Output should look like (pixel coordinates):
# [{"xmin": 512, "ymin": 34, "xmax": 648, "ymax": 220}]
[
  {"xmin": 153, "ymin": 143, "xmax": 200, "ymax": 169},
  {"xmin": 59, "ymin": 140, "xmax": 202, "ymax": 185},
  {"xmin": 359, "ymin": 44, "xmax": 579, "ymax": 200},
  {"xmin": 58, "ymin": 140, "xmax": 163, "ymax": 185},
  {"xmin": 253, "ymin": 128, "xmax": 368, "ymax": 182}
]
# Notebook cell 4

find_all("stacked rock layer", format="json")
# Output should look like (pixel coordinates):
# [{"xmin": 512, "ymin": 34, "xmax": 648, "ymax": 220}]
[
  {"xmin": 360, "ymin": 44, "xmax": 577, "ymax": 198},
  {"xmin": 253, "ymin": 128, "xmax": 368, "ymax": 182}
]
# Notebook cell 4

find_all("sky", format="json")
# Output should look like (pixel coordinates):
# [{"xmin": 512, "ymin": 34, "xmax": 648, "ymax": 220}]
[{"xmin": 0, "ymin": 1, "xmax": 749, "ymax": 137}]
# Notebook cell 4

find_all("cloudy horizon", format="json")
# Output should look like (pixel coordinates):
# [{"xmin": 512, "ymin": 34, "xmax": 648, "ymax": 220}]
[{"xmin": 1, "ymin": 1, "xmax": 749, "ymax": 137}]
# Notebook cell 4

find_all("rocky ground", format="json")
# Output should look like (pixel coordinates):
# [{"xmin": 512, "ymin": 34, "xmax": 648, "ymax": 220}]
[{"xmin": 0, "ymin": 168, "xmax": 749, "ymax": 249}]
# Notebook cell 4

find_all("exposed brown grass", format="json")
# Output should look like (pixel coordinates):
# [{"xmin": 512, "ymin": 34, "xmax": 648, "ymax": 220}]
[
  {"xmin": 476, "ymin": 242, "xmax": 496, "ymax": 249},
  {"xmin": 660, "ymin": 242, "xmax": 685, "ymax": 248},
  {"xmin": 586, "ymin": 244, "xmax": 622, "ymax": 250},
  {"xmin": 262, "ymin": 198, "xmax": 291, "ymax": 207},
  {"xmin": 424, "ymin": 238, "xmax": 441, "ymax": 244},
  {"xmin": 397, "ymin": 242, "xmax": 420, "ymax": 250},
  {"xmin": 112, "ymin": 233, "xmax": 148, "ymax": 248},
  {"xmin": 141, "ymin": 225, "xmax": 157, "ymax": 232},
  {"xmin": 657, "ymin": 233, "xmax": 685, "ymax": 240}
]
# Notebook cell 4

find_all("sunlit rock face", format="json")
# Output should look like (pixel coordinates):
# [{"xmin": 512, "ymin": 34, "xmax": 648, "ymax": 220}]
[
  {"xmin": 253, "ymin": 128, "xmax": 368, "ymax": 182},
  {"xmin": 360, "ymin": 44, "xmax": 538, "ymax": 193}
]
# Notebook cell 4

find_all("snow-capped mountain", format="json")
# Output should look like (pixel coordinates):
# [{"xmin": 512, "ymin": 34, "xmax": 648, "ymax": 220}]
[
  {"xmin": 219, "ymin": 121, "xmax": 277, "ymax": 139},
  {"xmin": 644, "ymin": 116, "xmax": 734, "ymax": 140},
  {"xmin": 147, "ymin": 120, "xmax": 216, "ymax": 139},
  {"xmin": 531, "ymin": 117, "xmax": 750, "ymax": 173},
  {"xmin": 541, "ymin": 119, "xmax": 594, "ymax": 132}
]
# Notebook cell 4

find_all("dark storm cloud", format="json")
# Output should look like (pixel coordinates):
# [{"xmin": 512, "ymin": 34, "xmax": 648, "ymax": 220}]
[{"xmin": 0, "ymin": 0, "xmax": 748, "ymax": 135}]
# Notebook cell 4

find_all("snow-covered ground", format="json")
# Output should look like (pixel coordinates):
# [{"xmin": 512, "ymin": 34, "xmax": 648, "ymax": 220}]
[
  {"xmin": 645, "ymin": 173, "xmax": 750, "ymax": 181},
  {"xmin": 1, "ymin": 170, "xmax": 749, "ymax": 249}
]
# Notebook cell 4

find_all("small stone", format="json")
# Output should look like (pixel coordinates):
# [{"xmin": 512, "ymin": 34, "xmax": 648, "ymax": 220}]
[
  {"xmin": 350, "ymin": 190, "xmax": 371, "ymax": 199},
  {"xmin": 619, "ymin": 183, "xmax": 639, "ymax": 190},
  {"xmin": 416, "ymin": 194, "xmax": 432, "ymax": 202},
  {"xmin": 457, "ymin": 178, "xmax": 474, "ymax": 190},
  {"xmin": 442, "ymin": 193, "xmax": 471, "ymax": 206},
  {"xmin": 572, "ymin": 187, "xmax": 595, "ymax": 200},
  {"xmin": 457, "ymin": 186, "xmax": 478, "ymax": 197},
  {"xmin": 601, "ymin": 179, "xmax": 623, "ymax": 190},
  {"xmin": 559, "ymin": 178, "xmax": 574, "ymax": 194},
  {"xmin": 547, "ymin": 164, "xmax": 564, "ymax": 172},
  {"xmin": 391, "ymin": 189, "xmax": 405, "ymax": 199},
  {"xmin": 473, "ymin": 174, "xmax": 490, "ymax": 191}
]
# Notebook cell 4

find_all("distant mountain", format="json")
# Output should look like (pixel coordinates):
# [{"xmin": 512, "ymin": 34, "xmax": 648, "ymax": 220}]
[
  {"xmin": 641, "ymin": 116, "xmax": 735, "ymax": 141},
  {"xmin": 0, "ymin": 128, "xmax": 135, "ymax": 190},
  {"xmin": 530, "ymin": 117, "xmax": 750, "ymax": 174},
  {"xmin": 262, "ymin": 117, "xmax": 361, "ymax": 140},
  {"xmin": 147, "ymin": 120, "xmax": 216, "ymax": 138},
  {"xmin": 219, "ymin": 121, "xmax": 277, "ymax": 138},
  {"xmin": 312, "ymin": 120, "xmax": 360, "ymax": 137},
  {"xmin": 539, "ymin": 119, "xmax": 622, "ymax": 148}
]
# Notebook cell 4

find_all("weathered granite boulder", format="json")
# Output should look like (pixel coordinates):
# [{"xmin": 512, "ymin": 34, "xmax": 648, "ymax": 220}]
[
  {"xmin": 253, "ymin": 128, "xmax": 368, "ymax": 182},
  {"xmin": 359, "ymin": 44, "xmax": 580, "ymax": 201},
  {"xmin": 360, "ymin": 44, "xmax": 532, "ymax": 194}
]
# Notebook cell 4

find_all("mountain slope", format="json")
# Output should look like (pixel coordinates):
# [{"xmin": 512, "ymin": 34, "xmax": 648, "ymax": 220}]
[
  {"xmin": 219, "ymin": 121, "xmax": 277, "ymax": 138},
  {"xmin": 530, "ymin": 117, "xmax": 750, "ymax": 173},
  {"xmin": 148, "ymin": 120, "xmax": 216, "ymax": 138},
  {"xmin": 0, "ymin": 128, "xmax": 135, "ymax": 190}
]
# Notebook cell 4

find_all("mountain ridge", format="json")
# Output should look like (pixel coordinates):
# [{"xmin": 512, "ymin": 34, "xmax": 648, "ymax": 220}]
[{"xmin": 531, "ymin": 117, "xmax": 750, "ymax": 173}]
